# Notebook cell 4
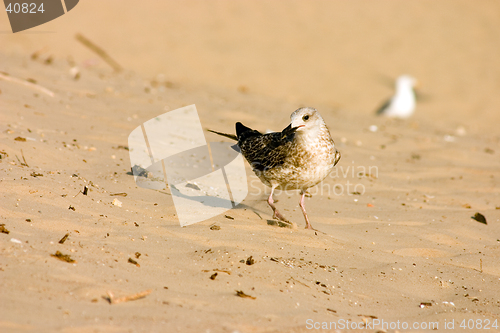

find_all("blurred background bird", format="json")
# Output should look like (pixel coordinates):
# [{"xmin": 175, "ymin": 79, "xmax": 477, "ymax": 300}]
[{"xmin": 375, "ymin": 75, "xmax": 418, "ymax": 118}]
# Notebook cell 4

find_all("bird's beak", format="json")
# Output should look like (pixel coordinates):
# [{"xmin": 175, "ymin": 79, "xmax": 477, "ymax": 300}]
[
  {"xmin": 284, "ymin": 124, "xmax": 303, "ymax": 131},
  {"xmin": 281, "ymin": 124, "xmax": 303, "ymax": 139},
  {"xmin": 288, "ymin": 124, "xmax": 305, "ymax": 130}
]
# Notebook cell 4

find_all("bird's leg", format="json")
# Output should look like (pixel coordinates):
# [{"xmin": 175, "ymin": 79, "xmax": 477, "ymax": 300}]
[
  {"xmin": 299, "ymin": 190, "xmax": 313, "ymax": 229},
  {"xmin": 268, "ymin": 186, "xmax": 289, "ymax": 223}
]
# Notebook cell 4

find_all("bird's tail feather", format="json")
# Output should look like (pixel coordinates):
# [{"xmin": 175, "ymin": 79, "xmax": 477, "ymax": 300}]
[{"xmin": 207, "ymin": 129, "xmax": 238, "ymax": 141}]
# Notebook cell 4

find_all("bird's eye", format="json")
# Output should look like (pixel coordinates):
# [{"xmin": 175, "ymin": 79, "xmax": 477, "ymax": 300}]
[{"xmin": 302, "ymin": 115, "xmax": 310, "ymax": 121}]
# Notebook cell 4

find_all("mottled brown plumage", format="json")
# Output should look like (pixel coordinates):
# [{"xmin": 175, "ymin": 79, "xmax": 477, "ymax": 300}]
[{"xmin": 209, "ymin": 107, "xmax": 340, "ymax": 229}]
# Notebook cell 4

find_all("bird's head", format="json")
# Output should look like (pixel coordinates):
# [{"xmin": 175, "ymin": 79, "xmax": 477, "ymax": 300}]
[
  {"xmin": 290, "ymin": 107, "xmax": 325, "ymax": 134},
  {"xmin": 396, "ymin": 75, "xmax": 418, "ymax": 90}
]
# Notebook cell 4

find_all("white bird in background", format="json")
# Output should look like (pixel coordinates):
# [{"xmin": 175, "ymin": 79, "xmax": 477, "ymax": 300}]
[{"xmin": 376, "ymin": 75, "xmax": 418, "ymax": 119}]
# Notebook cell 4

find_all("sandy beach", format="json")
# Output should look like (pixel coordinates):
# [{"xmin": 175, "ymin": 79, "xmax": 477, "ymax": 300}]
[{"xmin": 1, "ymin": 1, "xmax": 500, "ymax": 332}]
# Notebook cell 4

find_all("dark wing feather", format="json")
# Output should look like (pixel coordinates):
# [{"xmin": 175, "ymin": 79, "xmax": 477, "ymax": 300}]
[
  {"xmin": 236, "ymin": 122, "xmax": 262, "ymax": 142},
  {"xmin": 207, "ymin": 129, "xmax": 237, "ymax": 141},
  {"xmin": 375, "ymin": 98, "xmax": 392, "ymax": 115},
  {"xmin": 237, "ymin": 123, "xmax": 299, "ymax": 172}
]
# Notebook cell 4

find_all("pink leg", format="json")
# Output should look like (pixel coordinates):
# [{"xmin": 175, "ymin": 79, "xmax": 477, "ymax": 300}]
[
  {"xmin": 268, "ymin": 185, "xmax": 289, "ymax": 223},
  {"xmin": 299, "ymin": 191, "xmax": 313, "ymax": 229}
]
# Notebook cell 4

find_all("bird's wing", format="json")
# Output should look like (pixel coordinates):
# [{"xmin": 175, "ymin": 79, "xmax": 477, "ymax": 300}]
[
  {"xmin": 238, "ymin": 123, "xmax": 299, "ymax": 172},
  {"xmin": 235, "ymin": 122, "xmax": 262, "ymax": 141},
  {"xmin": 375, "ymin": 98, "xmax": 392, "ymax": 115},
  {"xmin": 207, "ymin": 129, "xmax": 238, "ymax": 141}
]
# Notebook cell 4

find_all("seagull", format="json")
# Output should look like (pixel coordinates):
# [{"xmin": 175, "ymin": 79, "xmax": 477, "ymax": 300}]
[
  {"xmin": 376, "ymin": 75, "xmax": 417, "ymax": 118},
  {"xmin": 208, "ymin": 107, "xmax": 341, "ymax": 229}
]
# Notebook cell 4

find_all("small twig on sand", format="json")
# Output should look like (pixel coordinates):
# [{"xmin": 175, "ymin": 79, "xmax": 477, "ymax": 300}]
[
  {"xmin": 15, "ymin": 150, "xmax": 29, "ymax": 167},
  {"xmin": 0, "ymin": 72, "xmax": 55, "ymax": 97},
  {"xmin": 110, "ymin": 192, "xmax": 127, "ymax": 197},
  {"xmin": 75, "ymin": 33, "xmax": 123, "ymax": 72},
  {"xmin": 213, "ymin": 269, "xmax": 231, "ymax": 275},
  {"xmin": 21, "ymin": 150, "xmax": 29, "ymax": 167},
  {"xmin": 253, "ymin": 210, "xmax": 263, "ymax": 220},
  {"xmin": 288, "ymin": 277, "xmax": 310, "ymax": 288},
  {"xmin": 58, "ymin": 233, "xmax": 70, "ymax": 244},
  {"xmin": 51, "ymin": 251, "xmax": 76, "ymax": 263},
  {"xmin": 235, "ymin": 290, "xmax": 256, "ymax": 299},
  {"xmin": 104, "ymin": 289, "xmax": 152, "ymax": 304}
]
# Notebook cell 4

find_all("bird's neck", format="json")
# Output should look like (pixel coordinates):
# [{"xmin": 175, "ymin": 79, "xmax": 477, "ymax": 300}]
[
  {"xmin": 295, "ymin": 124, "xmax": 330, "ymax": 144},
  {"xmin": 396, "ymin": 84, "xmax": 414, "ymax": 96}
]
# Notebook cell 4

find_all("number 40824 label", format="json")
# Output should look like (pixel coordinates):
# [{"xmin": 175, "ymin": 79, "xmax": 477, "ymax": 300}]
[
  {"xmin": 6, "ymin": 3, "xmax": 45, "ymax": 13},
  {"xmin": 460, "ymin": 319, "xmax": 499, "ymax": 330}
]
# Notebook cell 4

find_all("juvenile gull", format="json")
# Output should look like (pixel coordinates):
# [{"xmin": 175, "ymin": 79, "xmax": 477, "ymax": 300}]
[
  {"xmin": 376, "ymin": 75, "xmax": 417, "ymax": 119},
  {"xmin": 208, "ymin": 107, "xmax": 341, "ymax": 229}
]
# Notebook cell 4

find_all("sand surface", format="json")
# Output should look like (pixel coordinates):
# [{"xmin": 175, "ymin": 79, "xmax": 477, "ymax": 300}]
[{"xmin": 1, "ymin": 1, "xmax": 500, "ymax": 332}]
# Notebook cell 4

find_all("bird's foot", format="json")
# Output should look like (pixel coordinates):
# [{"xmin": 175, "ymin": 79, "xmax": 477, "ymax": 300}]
[
  {"xmin": 272, "ymin": 210, "xmax": 290, "ymax": 224},
  {"xmin": 304, "ymin": 223, "xmax": 326, "ymax": 234}
]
